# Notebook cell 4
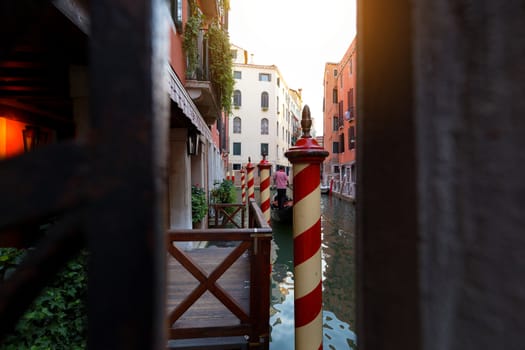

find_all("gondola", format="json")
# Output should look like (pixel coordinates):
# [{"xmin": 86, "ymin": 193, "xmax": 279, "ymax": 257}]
[{"xmin": 270, "ymin": 195, "xmax": 293, "ymax": 224}]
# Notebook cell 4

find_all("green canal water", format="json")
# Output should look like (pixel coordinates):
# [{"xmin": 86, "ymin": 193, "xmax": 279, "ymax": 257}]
[{"xmin": 269, "ymin": 194, "xmax": 357, "ymax": 349}]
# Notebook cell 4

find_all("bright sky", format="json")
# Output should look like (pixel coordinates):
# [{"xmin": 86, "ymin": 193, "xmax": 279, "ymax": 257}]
[{"xmin": 228, "ymin": 0, "xmax": 357, "ymax": 135}]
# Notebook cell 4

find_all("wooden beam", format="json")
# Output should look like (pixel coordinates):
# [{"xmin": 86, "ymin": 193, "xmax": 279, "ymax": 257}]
[
  {"xmin": 0, "ymin": 142, "xmax": 88, "ymax": 231},
  {"xmin": 87, "ymin": 0, "xmax": 169, "ymax": 348}
]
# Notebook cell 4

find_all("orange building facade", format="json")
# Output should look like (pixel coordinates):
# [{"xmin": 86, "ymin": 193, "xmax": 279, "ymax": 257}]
[{"xmin": 322, "ymin": 36, "xmax": 357, "ymax": 198}]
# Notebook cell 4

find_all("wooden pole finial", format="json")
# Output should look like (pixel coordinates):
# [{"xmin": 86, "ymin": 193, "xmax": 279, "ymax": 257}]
[{"xmin": 301, "ymin": 105, "xmax": 312, "ymax": 138}]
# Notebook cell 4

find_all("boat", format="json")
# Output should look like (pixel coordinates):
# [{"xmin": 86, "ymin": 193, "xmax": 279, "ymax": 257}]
[
  {"xmin": 320, "ymin": 184, "xmax": 330, "ymax": 194},
  {"xmin": 270, "ymin": 195, "xmax": 293, "ymax": 224}
]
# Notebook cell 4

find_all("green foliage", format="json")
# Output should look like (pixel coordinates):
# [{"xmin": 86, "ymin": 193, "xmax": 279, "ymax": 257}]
[
  {"xmin": 211, "ymin": 179, "xmax": 236, "ymax": 204},
  {"xmin": 206, "ymin": 21, "xmax": 234, "ymax": 113},
  {"xmin": 191, "ymin": 185, "xmax": 208, "ymax": 223},
  {"xmin": 182, "ymin": 13, "xmax": 202, "ymax": 77},
  {"xmin": 0, "ymin": 249, "xmax": 88, "ymax": 350}
]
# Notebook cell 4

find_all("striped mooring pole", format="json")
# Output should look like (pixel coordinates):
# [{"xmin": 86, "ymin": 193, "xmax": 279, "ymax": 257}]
[
  {"xmin": 258, "ymin": 155, "xmax": 272, "ymax": 223},
  {"xmin": 240, "ymin": 168, "xmax": 246, "ymax": 205},
  {"xmin": 246, "ymin": 157, "xmax": 255, "ymax": 200},
  {"xmin": 285, "ymin": 105, "xmax": 328, "ymax": 350}
]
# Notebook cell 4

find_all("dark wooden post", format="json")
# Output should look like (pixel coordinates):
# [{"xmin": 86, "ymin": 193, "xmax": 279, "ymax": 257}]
[{"xmin": 88, "ymin": 0, "xmax": 168, "ymax": 348}]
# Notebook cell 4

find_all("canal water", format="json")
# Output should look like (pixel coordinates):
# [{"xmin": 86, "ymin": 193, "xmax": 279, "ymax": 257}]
[{"xmin": 269, "ymin": 193, "xmax": 357, "ymax": 349}]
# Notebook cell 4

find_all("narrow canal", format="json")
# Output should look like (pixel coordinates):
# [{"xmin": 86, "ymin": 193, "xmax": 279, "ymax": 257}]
[{"xmin": 269, "ymin": 194, "xmax": 357, "ymax": 349}]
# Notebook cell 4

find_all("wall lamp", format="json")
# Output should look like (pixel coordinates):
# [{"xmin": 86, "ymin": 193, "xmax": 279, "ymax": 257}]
[
  {"xmin": 22, "ymin": 126, "xmax": 41, "ymax": 153},
  {"xmin": 187, "ymin": 131, "xmax": 199, "ymax": 156}
]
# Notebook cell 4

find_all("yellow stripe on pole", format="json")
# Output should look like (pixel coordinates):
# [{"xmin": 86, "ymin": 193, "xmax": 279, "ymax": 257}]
[
  {"xmin": 293, "ymin": 187, "xmax": 321, "ymax": 237},
  {"xmin": 294, "ymin": 248, "xmax": 322, "ymax": 299},
  {"xmin": 295, "ymin": 311, "xmax": 323, "ymax": 350}
]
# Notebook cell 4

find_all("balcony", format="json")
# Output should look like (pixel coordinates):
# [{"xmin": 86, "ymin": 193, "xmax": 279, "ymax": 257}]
[
  {"xmin": 186, "ymin": 77, "xmax": 221, "ymax": 126},
  {"xmin": 197, "ymin": 0, "xmax": 219, "ymax": 19},
  {"xmin": 184, "ymin": 27, "xmax": 223, "ymax": 125}
]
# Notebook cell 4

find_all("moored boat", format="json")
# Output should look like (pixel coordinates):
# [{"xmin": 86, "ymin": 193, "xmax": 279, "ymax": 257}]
[{"xmin": 270, "ymin": 196, "xmax": 293, "ymax": 224}]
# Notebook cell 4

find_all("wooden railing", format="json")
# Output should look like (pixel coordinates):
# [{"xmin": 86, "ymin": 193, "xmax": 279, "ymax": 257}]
[
  {"xmin": 209, "ymin": 203, "xmax": 246, "ymax": 228},
  {"xmin": 166, "ymin": 199, "xmax": 272, "ymax": 349}
]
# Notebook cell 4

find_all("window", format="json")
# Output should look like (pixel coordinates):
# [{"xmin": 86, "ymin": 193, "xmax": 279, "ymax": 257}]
[
  {"xmin": 261, "ymin": 92, "xmax": 269, "ymax": 109},
  {"xmin": 171, "ymin": 0, "xmax": 183, "ymax": 33},
  {"xmin": 233, "ymin": 117, "xmax": 241, "ymax": 133},
  {"xmin": 233, "ymin": 90, "xmax": 242, "ymax": 107},
  {"xmin": 333, "ymin": 116, "xmax": 339, "ymax": 131},
  {"xmin": 332, "ymin": 141, "xmax": 339, "ymax": 154},
  {"xmin": 276, "ymin": 122, "xmax": 279, "ymax": 136},
  {"xmin": 259, "ymin": 73, "xmax": 271, "ymax": 82},
  {"xmin": 332, "ymin": 89, "xmax": 338, "ymax": 104},
  {"xmin": 261, "ymin": 143, "xmax": 269, "ymax": 156},
  {"xmin": 333, "ymin": 69, "xmax": 338, "ymax": 77},
  {"xmin": 277, "ymin": 96, "xmax": 279, "ymax": 114},
  {"xmin": 348, "ymin": 126, "xmax": 356, "ymax": 149},
  {"xmin": 347, "ymin": 89, "xmax": 354, "ymax": 111},
  {"xmin": 233, "ymin": 142, "xmax": 241, "ymax": 155},
  {"xmin": 339, "ymin": 133, "xmax": 345, "ymax": 152},
  {"xmin": 233, "ymin": 163, "xmax": 241, "ymax": 170},
  {"xmin": 277, "ymin": 77, "xmax": 280, "ymax": 87},
  {"xmin": 261, "ymin": 118, "xmax": 269, "ymax": 135},
  {"xmin": 234, "ymin": 71, "xmax": 242, "ymax": 79},
  {"xmin": 231, "ymin": 49, "xmax": 238, "ymax": 60}
]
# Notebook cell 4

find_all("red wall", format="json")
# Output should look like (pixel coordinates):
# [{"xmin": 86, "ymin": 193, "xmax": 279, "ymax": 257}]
[{"xmin": 0, "ymin": 117, "xmax": 25, "ymax": 159}]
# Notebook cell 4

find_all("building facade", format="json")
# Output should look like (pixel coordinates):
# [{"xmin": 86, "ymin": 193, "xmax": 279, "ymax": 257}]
[
  {"xmin": 0, "ymin": 0, "xmax": 232, "ymax": 237},
  {"xmin": 323, "ymin": 36, "xmax": 357, "ymax": 198},
  {"xmin": 229, "ymin": 45, "xmax": 301, "ymax": 181}
]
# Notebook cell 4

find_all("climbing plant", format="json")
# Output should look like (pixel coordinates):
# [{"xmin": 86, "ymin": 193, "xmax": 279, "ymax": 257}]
[
  {"xmin": 182, "ymin": 12, "xmax": 202, "ymax": 78},
  {"xmin": 206, "ymin": 21, "xmax": 234, "ymax": 113}
]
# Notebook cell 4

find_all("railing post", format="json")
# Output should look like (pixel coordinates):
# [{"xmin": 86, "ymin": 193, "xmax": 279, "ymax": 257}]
[
  {"xmin": 246, "ymin": 157, "xmax": 255, "ymax": 200},
  {"xmin": 285, "ymin": 105, "xmax": 328, "ymax": 350},
  {"xmin": 258, "ymin": 155, "xmax": 272, "ymax": 224},
  {"xmin": 250, "ymin": 233, "xmax": 271, "ymax": 349}
]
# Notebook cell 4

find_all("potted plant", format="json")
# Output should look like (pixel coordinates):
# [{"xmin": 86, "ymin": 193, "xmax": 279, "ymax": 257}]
[{"xmin": 191, "ymin": 185, "xmax": 208, "ymax": 225}]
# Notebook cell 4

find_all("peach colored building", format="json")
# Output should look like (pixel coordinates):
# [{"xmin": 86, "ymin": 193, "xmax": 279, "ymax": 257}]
[{"xmin": 322, "ymin": 36, "xmax": 357, "ymax": 198}]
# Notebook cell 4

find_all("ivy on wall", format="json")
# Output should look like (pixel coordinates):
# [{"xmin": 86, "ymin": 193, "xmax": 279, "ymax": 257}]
[{"xmin": 0, "ymin": 248, "xmax": 88, "ymax": 350}]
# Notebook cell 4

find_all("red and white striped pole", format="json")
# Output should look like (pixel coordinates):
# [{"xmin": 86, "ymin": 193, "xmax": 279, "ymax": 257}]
[
  {"xmin": 240, "ymin": 168, "xmax": 246, "ymax": 205},
  {"xmin": 258, "ymin": 155, "xmax": 272, "ymax": 223},
  {"xmin": 246, "ymin": 157, "xmax": 255, "ymax": 200},
  {"xmin": 285, "ymin": 105, "xmax": 328, "ymax": 350}
]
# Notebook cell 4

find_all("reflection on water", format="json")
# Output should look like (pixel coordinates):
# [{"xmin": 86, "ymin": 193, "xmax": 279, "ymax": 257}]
[{"xmin": 269, "ymin": 195, "xmax": 357, "ymax": 349}]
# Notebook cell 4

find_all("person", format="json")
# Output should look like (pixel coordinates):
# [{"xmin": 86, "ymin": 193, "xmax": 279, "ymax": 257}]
[{"xmin": 273, "ymin": 165, "xmax": 288, "ymax": 209}]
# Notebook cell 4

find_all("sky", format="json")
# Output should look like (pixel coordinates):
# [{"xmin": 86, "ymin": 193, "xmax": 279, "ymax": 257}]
[{"xmin": 227, "ymin": 0, "xmax": 357, "ymax": 134}]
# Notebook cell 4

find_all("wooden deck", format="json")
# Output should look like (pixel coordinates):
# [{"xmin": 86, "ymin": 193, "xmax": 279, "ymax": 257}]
[
  {"xmin": 167, "ymin": 244, "xmax": 250, "ymax": 329},
  {"xmin": 166, "ymin": 200, "xmax": 272, "ymax": 349}
]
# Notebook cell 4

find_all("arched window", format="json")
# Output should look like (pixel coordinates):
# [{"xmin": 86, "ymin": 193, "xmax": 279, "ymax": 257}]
[
  {"xmin": 261, "ymin": 118, "xmax": 269, "ymax": 135},
  {"xmin": 261, "ymin": 92, "xmax": 269, "ymax": 109},
  {"xmin": 233, "ymin": 90, "xmax": 242, "ymax": 107},
  {"xmin": 233, "ymin": 117, "xmax": 241, "ymax": 134}
]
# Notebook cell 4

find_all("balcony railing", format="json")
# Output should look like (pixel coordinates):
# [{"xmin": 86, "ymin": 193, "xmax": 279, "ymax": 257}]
[{"xmin": 185, "ymin": 31, "xmax": 221, "ymax": 126}]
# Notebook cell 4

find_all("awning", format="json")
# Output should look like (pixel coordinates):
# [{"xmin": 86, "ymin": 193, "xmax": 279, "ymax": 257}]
[{"xmin": 167, "ymin": 65, "xmax": 213, "ymax": 143}]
